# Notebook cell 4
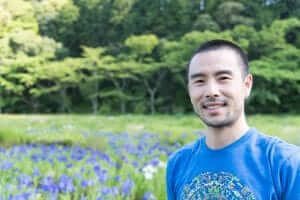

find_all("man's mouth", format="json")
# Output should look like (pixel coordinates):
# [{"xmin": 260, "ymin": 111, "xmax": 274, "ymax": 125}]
[{"xmin": 202, "ymin": 101, "xmax": 227, "ymax": 110}]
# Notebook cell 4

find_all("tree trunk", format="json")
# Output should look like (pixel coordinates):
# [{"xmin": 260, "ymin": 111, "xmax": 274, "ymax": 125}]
[
  {"xmin": 143, "ymin": 70, "xmax": 167, "ymax": 114},
  {"xmin": 60, "ymin": 86, "xmax": 70, "ymax": 113},
  {"xmin": 111, "ymin": 78, "xmax": 127, "ymax": 114},
  {"xmin": 120, "ymin": 79, "xmax": 127, "ymax": 114},
  {"xmin": 149, "ymin": 89, "xmax": 156, "ymax": 114},
  {"xmin": 91, "ymin": 81, "xmax": 99, "ymax": 114},
  {"xmin": 91, "ymin": 97, "xmax": 98, "ymax": 115},
  {"xmin": 32, "ymin": 101, "xmax": 40, "ymax": 113},
  {"xmin": 121, "ymin": 100, "xmax": 126, "ymax": 114}
]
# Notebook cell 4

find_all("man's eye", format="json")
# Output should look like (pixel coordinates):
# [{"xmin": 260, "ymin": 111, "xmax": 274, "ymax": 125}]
[
  {"xmin": 219, "ymin": 76, "xmax": 230, "ymax": 80},
  {"xmin": 195, "ymin": 80, "xmax": 204, "ymax": 83}
]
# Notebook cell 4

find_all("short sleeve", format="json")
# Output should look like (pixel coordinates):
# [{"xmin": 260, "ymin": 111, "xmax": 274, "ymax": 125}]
[
  {"xmin": 280, "ymin": 151, "xmax": 300, "ymax": 199},
  {"xmin": 165, "ymin": 141, "xmax": 199, "ymax": 200},
  {"xmin": 166, "ymin": 155, "xmax": 176, "ymax": 200}
]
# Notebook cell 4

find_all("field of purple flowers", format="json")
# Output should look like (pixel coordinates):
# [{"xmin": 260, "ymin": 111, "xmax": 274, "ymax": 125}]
[
  {"xmin": 0, "ymin": 130, "xmax": 186, "ymax": 200},
  {"xmin": 0, "ymin": 114, "xmax": 299, "ymax": 200}
]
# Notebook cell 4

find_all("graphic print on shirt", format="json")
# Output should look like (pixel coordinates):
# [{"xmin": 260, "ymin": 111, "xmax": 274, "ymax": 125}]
[{"xmin": 181, "ymin": 172, "xmax": 256, "ymax": 200}]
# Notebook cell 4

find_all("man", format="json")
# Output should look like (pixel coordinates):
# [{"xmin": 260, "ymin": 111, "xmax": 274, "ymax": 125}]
[{"xmin": 166, "ymin": 40, "xmax": 300, "ymax": 200}]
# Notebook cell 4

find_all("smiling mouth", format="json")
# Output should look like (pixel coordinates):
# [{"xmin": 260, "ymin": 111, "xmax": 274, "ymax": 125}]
[{"xmin": 202, "ymin": 102, "xmax": 227, "ymax": 110}]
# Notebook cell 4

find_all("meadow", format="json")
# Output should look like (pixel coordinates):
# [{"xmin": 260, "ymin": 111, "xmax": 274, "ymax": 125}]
[{"xmin": 0, "ymin": 114, "xmax": 299, "ymax": 200}]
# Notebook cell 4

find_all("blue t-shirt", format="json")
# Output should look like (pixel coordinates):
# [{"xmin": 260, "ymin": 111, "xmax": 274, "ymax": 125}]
[{"xmin": 166, "ymin": 128, "xmax": 300, "ymax": 200}]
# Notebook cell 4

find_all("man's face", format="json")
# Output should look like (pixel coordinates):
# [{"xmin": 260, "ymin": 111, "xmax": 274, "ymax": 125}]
[{"xmin": 188, "ymin": 48, "xmax": 252, "ymax": 128}]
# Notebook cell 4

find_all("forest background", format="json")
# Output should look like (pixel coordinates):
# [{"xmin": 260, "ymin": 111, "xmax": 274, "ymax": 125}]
[{"xmin": 1, "ymin": 0, "xmax": 300, "ymax": 115}]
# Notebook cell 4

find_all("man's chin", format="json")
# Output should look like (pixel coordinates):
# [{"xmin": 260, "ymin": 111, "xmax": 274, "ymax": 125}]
[
  {"xmin": 194, "ymin": 111, "xmax": 233, "ymax": 127},
  {"xmin": 202, "ymin": 118, "xmax": 234, "ymax": 129}
]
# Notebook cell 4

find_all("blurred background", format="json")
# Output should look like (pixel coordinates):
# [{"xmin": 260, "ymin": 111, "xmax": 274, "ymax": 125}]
[{"xmin": 1, "ymin": 0, "xmax": 300, "ymax": 115}]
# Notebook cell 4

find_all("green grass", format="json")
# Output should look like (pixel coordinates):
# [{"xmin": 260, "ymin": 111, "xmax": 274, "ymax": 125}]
[
  {"xmin": 0, "ymin": 114, "xmax": 299, "ymax": 199},
  {"xmin": 0, "ymin": 114, "xmax": 299, "ymax": 146}
]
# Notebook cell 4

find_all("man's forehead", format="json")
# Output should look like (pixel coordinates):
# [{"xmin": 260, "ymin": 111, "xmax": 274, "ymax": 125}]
[
  {"xmin": 191, "ymin": 48, "xmax": 241, "ymax": 63},
  {"xmin": 188, "ymin": 48, "xmax": 245, "ymax": 79}
]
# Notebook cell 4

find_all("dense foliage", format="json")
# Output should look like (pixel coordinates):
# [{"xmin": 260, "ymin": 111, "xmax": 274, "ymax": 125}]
[{"xmin": 0, "ymin": 0, "xmax": 300, "ymax": 114}]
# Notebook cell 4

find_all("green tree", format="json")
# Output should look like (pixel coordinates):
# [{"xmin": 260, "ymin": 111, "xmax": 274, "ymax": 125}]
[
  {"xmin": 35, "ymin": 58, "xmax": 82, "ymax": 112},
  {"xmin": 0, "ymin": 0, "xmax": 38, "ymax": 33},
  {"xmin": 80, "ymin": 46, "xmax": 115, "ymax": 114},
  {"xmin": 250, "ymin": 46, "xmax": 300, "ymax": 113},
  {"xmin": 0, "ymin": 55, "xmax": 45, "ymax": 112},
  {"xmin": 192, "ymin": 14, "xmax": 220, "ymax": 32},
  {"xmin": 34, "ymin": 0, "xmax": 79, "ymax": 55},
  {"xmin": 123, "ymin": 0, "xmax": 197, "ymax": 39},
  {"xmin": 214, "ymin": 1, "xmax": 255, "ymax": 30},
  {"xmin": 125, "ymin": 34, "xmax": 165, "ymax": 114}
]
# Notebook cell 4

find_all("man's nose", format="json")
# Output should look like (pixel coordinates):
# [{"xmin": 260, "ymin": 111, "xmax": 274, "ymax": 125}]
[{"xmin": 205, "ymin": 81, "xmax": 220, "ymax": 98}]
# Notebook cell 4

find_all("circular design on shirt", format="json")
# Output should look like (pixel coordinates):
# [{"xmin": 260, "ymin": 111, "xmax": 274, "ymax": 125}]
[{"xmin": 181, "ymin": 172, "xmax": 256, "ymax": 200}]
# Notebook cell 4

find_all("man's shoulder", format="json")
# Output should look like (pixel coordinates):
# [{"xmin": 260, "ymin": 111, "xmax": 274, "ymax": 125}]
[
  {"xmin": 253, "ymin": 129, "xmax": 300, "ymax": 197},
  {"xmin": 253, "ymin": 128, "xmax": 300, "ymax": 164},
  {"xmin": 167, "ymin": 137, "xmax": 202, "ymax": 166}
]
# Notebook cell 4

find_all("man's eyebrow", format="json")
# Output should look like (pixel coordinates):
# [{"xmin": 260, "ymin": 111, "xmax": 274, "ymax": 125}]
[
  {"xmin": 190, "ymin": 70, "xmax": 233, "ymax": 79},
  {"xmin": 190, "ymin": 72, "xmax": 205, "ymax": 79},
  {"xmin": 215, "ymin": 70, "xmax": 232, "ymax": 76}
]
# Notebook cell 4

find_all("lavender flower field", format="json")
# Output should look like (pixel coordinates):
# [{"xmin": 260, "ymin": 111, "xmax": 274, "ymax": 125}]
[
  {"xmin": 0, "ymin": 115, "xmax": 199, "ymax": 200},
  {"xmin": 0, "ymin": 131, "xmax": 188, "ymax": 200},
  {"xmin": 0, "ymin": 114, "xmax": 299, "ymax": 200}
]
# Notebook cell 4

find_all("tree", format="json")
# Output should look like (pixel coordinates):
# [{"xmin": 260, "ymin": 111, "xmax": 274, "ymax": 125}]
[
  {"xmin": 0, "ymin": 0, "xmax": 38, "ymax": 33},
  {"xmin": 0, "ymin": 27, "xmax": 65, "ymax": 112},
  {"xmin": 124, "ymin": 34, "xmax": 165, "ymax": 114},
  {"xmin": 123, "ymin": 0, "xmax": 197, "ymax": 39},
  {"xmin": 231, "ymin": 25, "xmax": 258, "ymax": 58},
  {"xmin": 35, "ymin": 0, "xmax": 80, "ymax": 55},
  {"xmin": 192, "ymin": 14, "xmax": 220, "ymax": 32},
  {"xmin": 214, "ymin": 1, "xmax": 255, "ymax": 30},
  {"xmin": 40, "ymin": 58, "xmax": 82, "ymax": 112},
  {"xmin": 250, "ymin": 46, "xmax": 300, "ymax": 113},
  {"xmin": 0, "ymin": 55, "xmax": 45, "ymax": 112},
  {"xmin": 248, "ymin": 18, "xmax": 300, "ymax": 59},
  {"xmin": 80, "ymin": 46, "xmax": 115, "ymax": 114}
]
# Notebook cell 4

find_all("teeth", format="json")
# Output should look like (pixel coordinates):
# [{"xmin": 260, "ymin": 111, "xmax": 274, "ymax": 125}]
[
  {"xmin": 202, "ymin": 103, "xmax": 226, "ymax": 109},
  {"xmin": 206, "ymin": 105, "xmax": 220, "ymax": 109}
]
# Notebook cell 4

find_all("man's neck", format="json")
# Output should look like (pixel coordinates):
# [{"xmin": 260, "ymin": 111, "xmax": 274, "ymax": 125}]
[{"xmin": 204, "ymin": 116, "xmax": 249, "ymax": 150}]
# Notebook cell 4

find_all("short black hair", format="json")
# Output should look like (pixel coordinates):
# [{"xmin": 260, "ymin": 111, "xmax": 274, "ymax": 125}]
[{"xmin": 187, "ymin": 39, "xmax": 249, "ymax": 80}]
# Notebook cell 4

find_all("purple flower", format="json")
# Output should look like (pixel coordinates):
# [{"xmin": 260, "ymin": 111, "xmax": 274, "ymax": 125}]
[
  {"xmin": 80, "ymin": 179, "xmax": 94, "ymax": 188},
  {"xmin": 58, "ymin": 155, "xmax": 68, "ymax": 162},
  {"xmin": 97, "ymin": 170, "xmax": 109, "ymax": 183},
  {"xmin": 114, "ymin": 176, "xmax": 120, "ymax": 182},
  {"xmin": 71, "ymin": 147, "xmax": 87, "ymax": 161},
  {"xmin": 2, "ymin": 162, "xmax": 13, "ymax": 171},
  {"xmin": 101, "ymin": 186, "xmax": 112, "ymax": 196},
  {"xmin": 13, "ymin": 193, "xmax": 31, "ymax": 200},
  {"xmin": 30, "ymin": 154, "xmax": 40, "ymax": 163},
  {"xmin": 50, "ymin": 192, "xmax": 58, "ymax": 200},
  {"xmin": 143, "ymin": 192, "xmax": 157, "ymax": 200},
  {"xmin": 121, "ymin": 178, "xmax": 134, "ymax": 196},
  {"xmin": 93, "ymin": 165, "xmax": 101, "ymax": 173},
  {"xmin": 66, "ymin": 163, "xmax": 73, "ymax": 168},
  {"xmin": 111, "ymin": 187, "xmax": 119, "ymax": 196},
  {"xmin": 58, "ymin": 175, "xmax": 75, "ymax": 193},
  {"xmin": 18, "ymin": 174, "xmax": 33, "ymax": 187},
  {"xmin": 149, "ymin": 158, "xmax": 159, "ymax": 166},
  {"xmin": 33, "ymin": 168, "xmax": 40, "ymax": 176},
  {"xmin": 40, "ymin": 176, "xmax": 58, "ymax": 193}
]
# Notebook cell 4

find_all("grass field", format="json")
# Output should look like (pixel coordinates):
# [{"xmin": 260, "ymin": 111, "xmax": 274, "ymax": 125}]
[
  {"xmin": 0, "ymin": 114, "xmax": 299, "ymax": 145},
  {"xmin": 0, "ymin": 114, "xmax": 299, "ymax": 199}
]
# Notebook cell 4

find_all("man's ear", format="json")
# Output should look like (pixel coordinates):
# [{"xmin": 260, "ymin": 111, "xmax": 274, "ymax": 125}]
[{"xmin": 244, "ymin": 74, "xmax": 253, "ymax": 98}]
